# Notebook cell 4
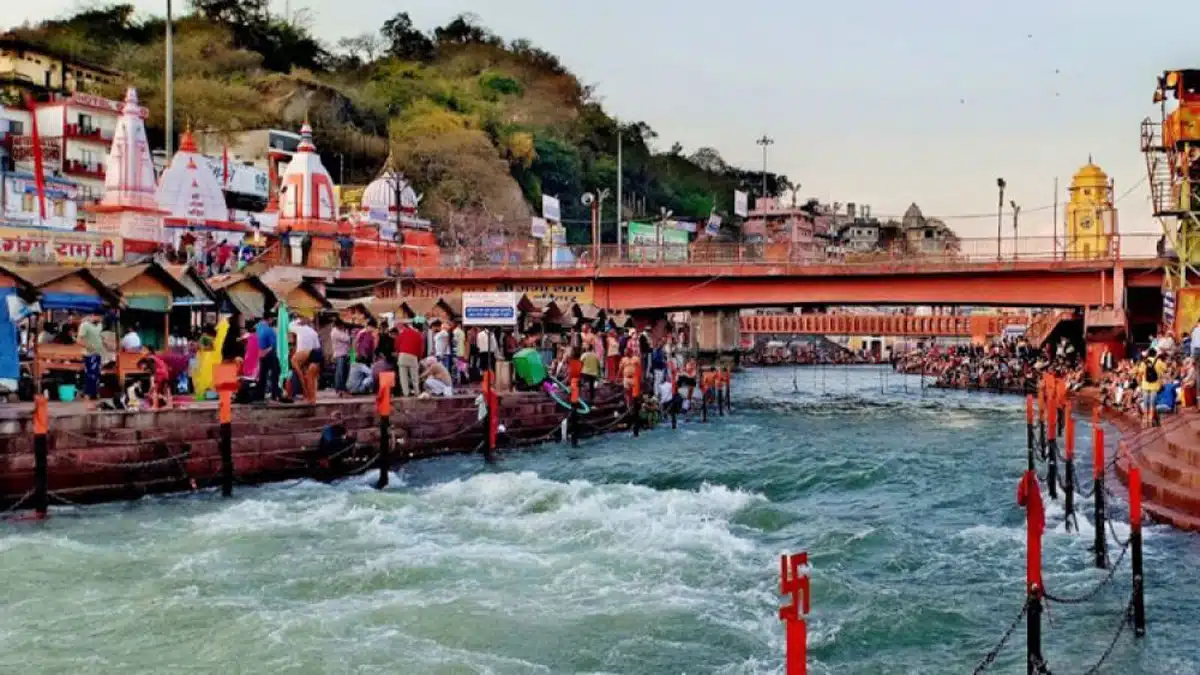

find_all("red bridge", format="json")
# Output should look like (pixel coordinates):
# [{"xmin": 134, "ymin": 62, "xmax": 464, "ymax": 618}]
[{"xmin": 368, "ymin": 235, "xmax": 1166, "ymax": 311}]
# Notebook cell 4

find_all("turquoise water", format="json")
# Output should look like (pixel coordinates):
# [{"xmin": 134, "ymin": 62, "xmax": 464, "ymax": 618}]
[{"xmin": 2, "ymin": 367, "xmax": 1198, "ymax": 674}]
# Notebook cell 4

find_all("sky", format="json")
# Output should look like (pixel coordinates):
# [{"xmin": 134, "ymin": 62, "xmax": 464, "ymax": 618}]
[{"xmin": 2, "ymin": 0, "xmax": 1190, "ymax": 240}]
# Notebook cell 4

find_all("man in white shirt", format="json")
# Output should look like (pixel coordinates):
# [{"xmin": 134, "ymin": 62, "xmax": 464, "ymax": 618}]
[
  {"xmin": 433, "ymin": 320, "xmax": 452, "ymax": 372},
  {"xmin": 476, "ymin": 327, "xmax": 498, "ymax": 374},
  {"xmin": 289, "ymin": 318, "xmax": 323, "ymax": 402},
  {"xmin": 120, "ymin": 326, "xmax": 143, "ymax": 353}
]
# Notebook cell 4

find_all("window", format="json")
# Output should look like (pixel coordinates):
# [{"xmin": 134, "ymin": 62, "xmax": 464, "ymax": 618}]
[
  {"xmin": 53, "ymin": 200, "xmax": 65, "ymax": 217},
  {"xmin": 21, "ymin": 193, "xmax": 33, "ymax": 212},
  {"xmin": 77, "ymin": 113, "xmax": 93, "ymax": 132},
  {"xmin": 8, "ymin": 121, "xmax": 23, "ymax": 136}
]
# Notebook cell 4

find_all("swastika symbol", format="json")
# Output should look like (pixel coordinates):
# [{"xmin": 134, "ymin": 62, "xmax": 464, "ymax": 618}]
[{"xmin": 779, "ymin": 552, "xmax": 810, "ymax": 623}]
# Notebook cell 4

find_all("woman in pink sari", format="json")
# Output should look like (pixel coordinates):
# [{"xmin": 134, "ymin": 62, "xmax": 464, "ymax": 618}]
[{"xmin": 242, "ymin": 317, "xmax": 260, "ymax": 380}]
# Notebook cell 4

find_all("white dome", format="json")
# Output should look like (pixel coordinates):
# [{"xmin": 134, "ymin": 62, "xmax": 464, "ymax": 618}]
[
  {"xmin": 362, "ymin": 166, "xmax": 421, "ymax": 214},
  {"xmin": 278, "ymin": 122, "xmax": 338, "ymax": 222},
  {"xmin": 156, "ymin": 130, "xmax": 229, "ymax": 223}
]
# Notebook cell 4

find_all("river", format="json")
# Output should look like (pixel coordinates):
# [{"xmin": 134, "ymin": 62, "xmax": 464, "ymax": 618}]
[{"xmin": 2, "ymin": 367, "xmax": 1198, "ymax": 674}]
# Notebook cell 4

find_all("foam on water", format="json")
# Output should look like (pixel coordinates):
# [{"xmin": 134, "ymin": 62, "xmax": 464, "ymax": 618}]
[{"xmin": 1, "ymin": 366, "xmax": 1198, "ymax": 674}]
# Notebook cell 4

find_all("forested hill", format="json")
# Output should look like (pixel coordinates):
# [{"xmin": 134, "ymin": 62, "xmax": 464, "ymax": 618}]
[{"xmin": 7, "ymin": 3, "xmax": 793, "ymax": 240}]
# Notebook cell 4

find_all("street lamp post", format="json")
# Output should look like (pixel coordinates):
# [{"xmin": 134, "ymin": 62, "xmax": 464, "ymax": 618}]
[
  {"xmin": 996, "ymin": 178, "xmax": 1006, "ymax": 259},
  {"xmin": 165, "ymin": 0, "xmax": 174, "ymax": 157},
  {"xmin": 1010, "ymin": 200, "xmax": 1021, "ymax": 260},
  {"xmin": 757, "ymin": 135, "xmax": 774, "ymax": 197}
]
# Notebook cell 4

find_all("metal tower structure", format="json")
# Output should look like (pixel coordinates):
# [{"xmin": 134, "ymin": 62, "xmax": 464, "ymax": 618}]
[{"xmin": 1141, "ymin": 70, "xmax": 1200, "ymax": 289}]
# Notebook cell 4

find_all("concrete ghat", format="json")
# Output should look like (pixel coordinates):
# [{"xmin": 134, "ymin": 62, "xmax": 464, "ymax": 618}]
[
  {"xmin": 0, "ymin": 386, "xmax": 627, "ymax": 509},
  {"xmin": 1084, "ymin": 391, "xmax": 1200, "ymax": 531}
]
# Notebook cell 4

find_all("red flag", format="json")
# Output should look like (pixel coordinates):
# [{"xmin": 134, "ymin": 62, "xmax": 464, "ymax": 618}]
[{"xmin": 23, "ymin": 94, "xmax": 46, "ymax": 222}]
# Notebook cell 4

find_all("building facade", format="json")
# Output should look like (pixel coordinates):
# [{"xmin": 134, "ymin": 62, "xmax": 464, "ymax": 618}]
[
  {"xmin": 2, "ymin": 93, "xmax": 120, "ymax": 202},
  {"xmin": 0, "ymin": 36, "xmax": 119, "ymax": 99}
]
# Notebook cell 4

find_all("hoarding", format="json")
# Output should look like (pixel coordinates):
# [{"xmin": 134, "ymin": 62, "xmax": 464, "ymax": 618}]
[
  {"xmin": 462, "ymin": 291, "xmax": 518, "ymax": 326},
  {"xmin": 734, "ymin": 190, "xmax": 749, "ymax": 217},
  {"xmin": 542, "ymin": 195, "xmax": 561, "ymax": 222}
]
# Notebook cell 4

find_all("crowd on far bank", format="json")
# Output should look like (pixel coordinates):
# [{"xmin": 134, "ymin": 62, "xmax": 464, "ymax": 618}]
[
  {"xmin": 38, "ymin": 306, "xmax": 720, "ymax": 426},
  {"xmin": 893, "ymin": 336, "xmax": 1085, "ymax": 395},
  {"xmin": 1096, "ymin": 328, "xmax": 1195, "ymax": 428}
]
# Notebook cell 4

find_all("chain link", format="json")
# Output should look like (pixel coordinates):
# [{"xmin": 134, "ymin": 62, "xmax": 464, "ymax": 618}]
[
  {"xmin": 1043, "ymin": 536, "xmax": 1131, "ymax": 605},
  {"xmin": 972, "ymin": 599, "xmax": 1029, "ymax": 674},
  {"xmin": 1080, "ymin": 594, "xmax": 1134, "ymax": 675}
]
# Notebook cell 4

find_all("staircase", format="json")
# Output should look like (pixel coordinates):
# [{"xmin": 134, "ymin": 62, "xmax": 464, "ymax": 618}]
[
  {"xmin": 1142, "ymin": 118, "xmax": 1178, "ymax": 217},
  {"xmin": 1024, "ymin": 310, "xmax": 1075, "ymax": 350},
  {"xmin": 1113, "ymin": 410, "xmax": 1200, "ymax": 531}
]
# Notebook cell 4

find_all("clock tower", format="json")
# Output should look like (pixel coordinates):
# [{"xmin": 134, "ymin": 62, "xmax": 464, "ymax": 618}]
[{"xmin": 1065, "ymin": 157, "xmax": 1117, "ymax": 259}]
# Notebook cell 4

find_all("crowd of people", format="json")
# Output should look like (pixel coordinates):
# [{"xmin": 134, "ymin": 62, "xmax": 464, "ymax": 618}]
[
  {"xmin": 1096, "ymin": 328, "xmax": 1194, "ymax": 429},
  {"xmin": 893, "ymin": 336, "xmax": 1086, "ymax": 395}
]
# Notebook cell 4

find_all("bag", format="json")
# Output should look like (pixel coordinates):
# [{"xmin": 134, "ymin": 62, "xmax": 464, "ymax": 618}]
[{"xmin": 1143, "ymin": 358, "xmax": 1158, "ymax": 384}]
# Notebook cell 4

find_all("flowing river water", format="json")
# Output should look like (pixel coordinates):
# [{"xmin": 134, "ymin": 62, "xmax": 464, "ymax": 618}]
[{"xmin": 2, "ymin": 367, "xmax": 1200, "ymax": 674}]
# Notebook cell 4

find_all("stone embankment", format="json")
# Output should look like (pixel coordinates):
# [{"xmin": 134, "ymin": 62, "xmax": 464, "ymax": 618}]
[
  {"xmin": 0, "ymin": 386, "xmax": 627, "ymax": 509},
  {"xmin": 1081, "ymin": 391, "xmax": 1200, "ymax": 531}
]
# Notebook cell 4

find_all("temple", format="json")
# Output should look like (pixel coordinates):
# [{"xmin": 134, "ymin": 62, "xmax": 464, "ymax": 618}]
[
  {"xmin": 277, "ymin": 122, "xmax": 338, "ymax": 234},
  {"xmin": 89, "ymin": 87, "xmax": 166, "ymax": 254},
  {"xmin": 156, "ymin": 127, "xmax": 245, "ymax": 247},
  {"xmin": 360, "ymin": 155, "xmax": 429, "ymax": 238}
]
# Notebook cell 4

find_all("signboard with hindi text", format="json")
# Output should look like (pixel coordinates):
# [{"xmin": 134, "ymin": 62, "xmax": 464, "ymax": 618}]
[
  {"xmin": 401, "ymin": 280, "xmax": 593, "ymax": 306},
  {"xmin": 0, "ymin": 226, "xmax": 122, "ymax": 265},
  {"xmin": 462, "ymin": 291, "xmax": 518, "ymax": 326}
]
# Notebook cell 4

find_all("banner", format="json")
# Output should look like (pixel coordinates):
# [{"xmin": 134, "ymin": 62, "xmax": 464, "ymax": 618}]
[
  {"xmin": 1163, "ymin": 288, "xmax": 1177, "ymax": 332},
  {"xmin": 542, "ymin": 195, "xmax": 561, "ymax": 222},
  {"xmin": 1176, "ymin": 287, "xmax": 1200, "ymax": 337},
  {"xmin": 531, "ymin": 216, "xmax": 548, "ymax": 240},
  {"xmin": 0, "ymin": 226, "xmax": 122, "ymax": 264},
  {"xmin": 401, "ymin": 280, "xmax": 593, "ymax": 306},
  {"xmin": 661, "ymin": 226, "xmax": 689, "ymax": 262},
  {"xmin": 706, "ymin": 213, "xmax": 722, "ymax": 236},
  {"xmin": 463, "ymin": 291, "xmax": 518, "ymax": 326},
  {"xmin": 734, "ymin": 190, "xmax": 749, "ymax": 218}
]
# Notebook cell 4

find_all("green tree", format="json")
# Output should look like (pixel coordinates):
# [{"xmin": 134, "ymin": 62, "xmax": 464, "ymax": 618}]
[{"xmin": 380, "ymin": 12, "xmax": 434, "ymax": 61}]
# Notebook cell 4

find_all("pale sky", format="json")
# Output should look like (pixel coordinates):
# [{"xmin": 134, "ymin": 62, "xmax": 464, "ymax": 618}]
[{"xmin": 4, "ymin": 0, "xmax": 1186, "ymax": 240}]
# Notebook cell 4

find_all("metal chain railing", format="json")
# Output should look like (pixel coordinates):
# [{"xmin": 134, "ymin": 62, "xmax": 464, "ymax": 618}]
[
  {"xmin": 1042, "ymin": 537, "xmax": 1131, "ymax": 605},
  {"xmin": 972, "ymin": 599, "xmax": 1030, "ymax": 674},
  {"xmin": 1080, "ymin": 594, "xmax": 1135, "ymax": 675}
]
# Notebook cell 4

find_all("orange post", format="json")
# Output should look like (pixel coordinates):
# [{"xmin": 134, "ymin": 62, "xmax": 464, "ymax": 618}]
[
  {"xmin": 1064, "ymin": 406, "xmax": 1074, "ymax": 460},
  {"xmin": 1017, "ymin": 469, "xmax": 1045, "ymax": 670},
  {"xmin": 1025, "ymin": 394, "xmax": 1034, "ymax": 425},
  {"xmin": 376, "ymin": 371, "xmax": 395, "ymax": 488},
  {"xmin": 482, "ymin": 371, "xmax": 498, "ymax": 455},
  {"xmin": 779, "ymin": 552, "xmax": 810, "ymax": 675},
  {"xmin": 218, "ymin": 389, "xmax": 234, "ymax": 497},
  {"xmin": 1047, "ymin": 402, "xmax": 1057, "ymax": 441},
  {"xmin": 32, "ymin": 394, "xmax": 48, "ymax": 517}
]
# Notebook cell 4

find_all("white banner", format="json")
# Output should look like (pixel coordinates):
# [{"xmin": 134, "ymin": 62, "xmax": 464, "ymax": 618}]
[
  {"xmin": 542, "ymin": 195, "xmax": 561, "ymax": 222},
  {"xmin": 734, "ymin": 190, "xmax": 749, "ymax": 218},
  {"xmin": 463, "ymin": 291, "xmax": 518, "ymax": 326},
  {"xmin": 706, "ymin": 214, "xmax": 722, "ymax": 236},
  {"xmin": 531, "ymin": 216, "xmax": 548, "ymax": 239}
]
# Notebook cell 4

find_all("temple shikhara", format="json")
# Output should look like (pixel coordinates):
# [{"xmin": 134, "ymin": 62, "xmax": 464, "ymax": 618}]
[
  {"xmin": 90, "ymin": 87, "xmax": 166, "ymax": 253},
  {"xmin": 156, "ymin": 126, "xmax": 244, "ymax": 246}
]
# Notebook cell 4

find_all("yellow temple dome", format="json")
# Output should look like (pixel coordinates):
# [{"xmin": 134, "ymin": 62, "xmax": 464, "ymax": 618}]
[{"xmin": 1072, "ymin": 156, "xmax": 1108, "ymax": 186}]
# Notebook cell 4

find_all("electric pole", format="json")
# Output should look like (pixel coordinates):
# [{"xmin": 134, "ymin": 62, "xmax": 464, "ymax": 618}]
[
  {"xmin": 165, "ymin": 0, "xmax": 174, "ymax": 157},
  {"xmin": 1011, "ymin": 200, "xmax": 1021, "ymax": 260},
  {"xmin": 757, "ymin": 135, "xmax": 774, "ymax": 197},
  {"xmin": 996, "ymin": 177, "xmax": 1006, "ymax": 259}
]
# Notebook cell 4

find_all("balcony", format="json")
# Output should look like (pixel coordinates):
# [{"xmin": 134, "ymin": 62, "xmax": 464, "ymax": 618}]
[
  {"xmin": 64, "ymin": 123, "xmax": 111, "ymax": 143},
  {"xmin": 62, "ymin": 159, "xmax": 105, "ymax": 179}
]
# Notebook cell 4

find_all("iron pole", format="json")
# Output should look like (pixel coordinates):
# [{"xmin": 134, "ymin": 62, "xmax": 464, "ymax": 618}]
[{"xmin": 165, "ymin": 0, "xmax": 174, "ymax": 157}]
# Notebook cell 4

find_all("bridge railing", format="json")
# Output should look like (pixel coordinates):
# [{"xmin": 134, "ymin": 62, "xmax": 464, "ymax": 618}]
[{"xmin": 257, "ymin": 233, "xmax": 1164, "ymax": 273}]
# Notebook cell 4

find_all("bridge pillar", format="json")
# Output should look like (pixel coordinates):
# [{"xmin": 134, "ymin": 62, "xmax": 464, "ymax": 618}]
[{"xmin": 1083, "ymin": 306, "xmax": 1128, "ymax": 382}]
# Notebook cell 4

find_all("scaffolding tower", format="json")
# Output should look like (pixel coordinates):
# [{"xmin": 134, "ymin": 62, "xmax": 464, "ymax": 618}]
[{"xmin": 1142, "ymin": 69, "xmax": 1200, "ymax": 289}]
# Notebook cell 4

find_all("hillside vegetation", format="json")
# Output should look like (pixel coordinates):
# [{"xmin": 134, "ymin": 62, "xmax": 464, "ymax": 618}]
[{"xmin": 7, "ymin": 3, "xmax": 791, "ymax": 242}]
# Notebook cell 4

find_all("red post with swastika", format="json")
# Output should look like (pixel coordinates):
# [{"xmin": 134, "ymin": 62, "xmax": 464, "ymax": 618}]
[{"xmin": 779, "ymin": 551, "xmax": 810, "ymax": 675}]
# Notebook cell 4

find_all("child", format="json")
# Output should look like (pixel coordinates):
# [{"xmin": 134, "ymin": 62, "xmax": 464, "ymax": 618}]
[{"xmin": 140, "ymin": 348, "xmax": 173, "ymax": 410}]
